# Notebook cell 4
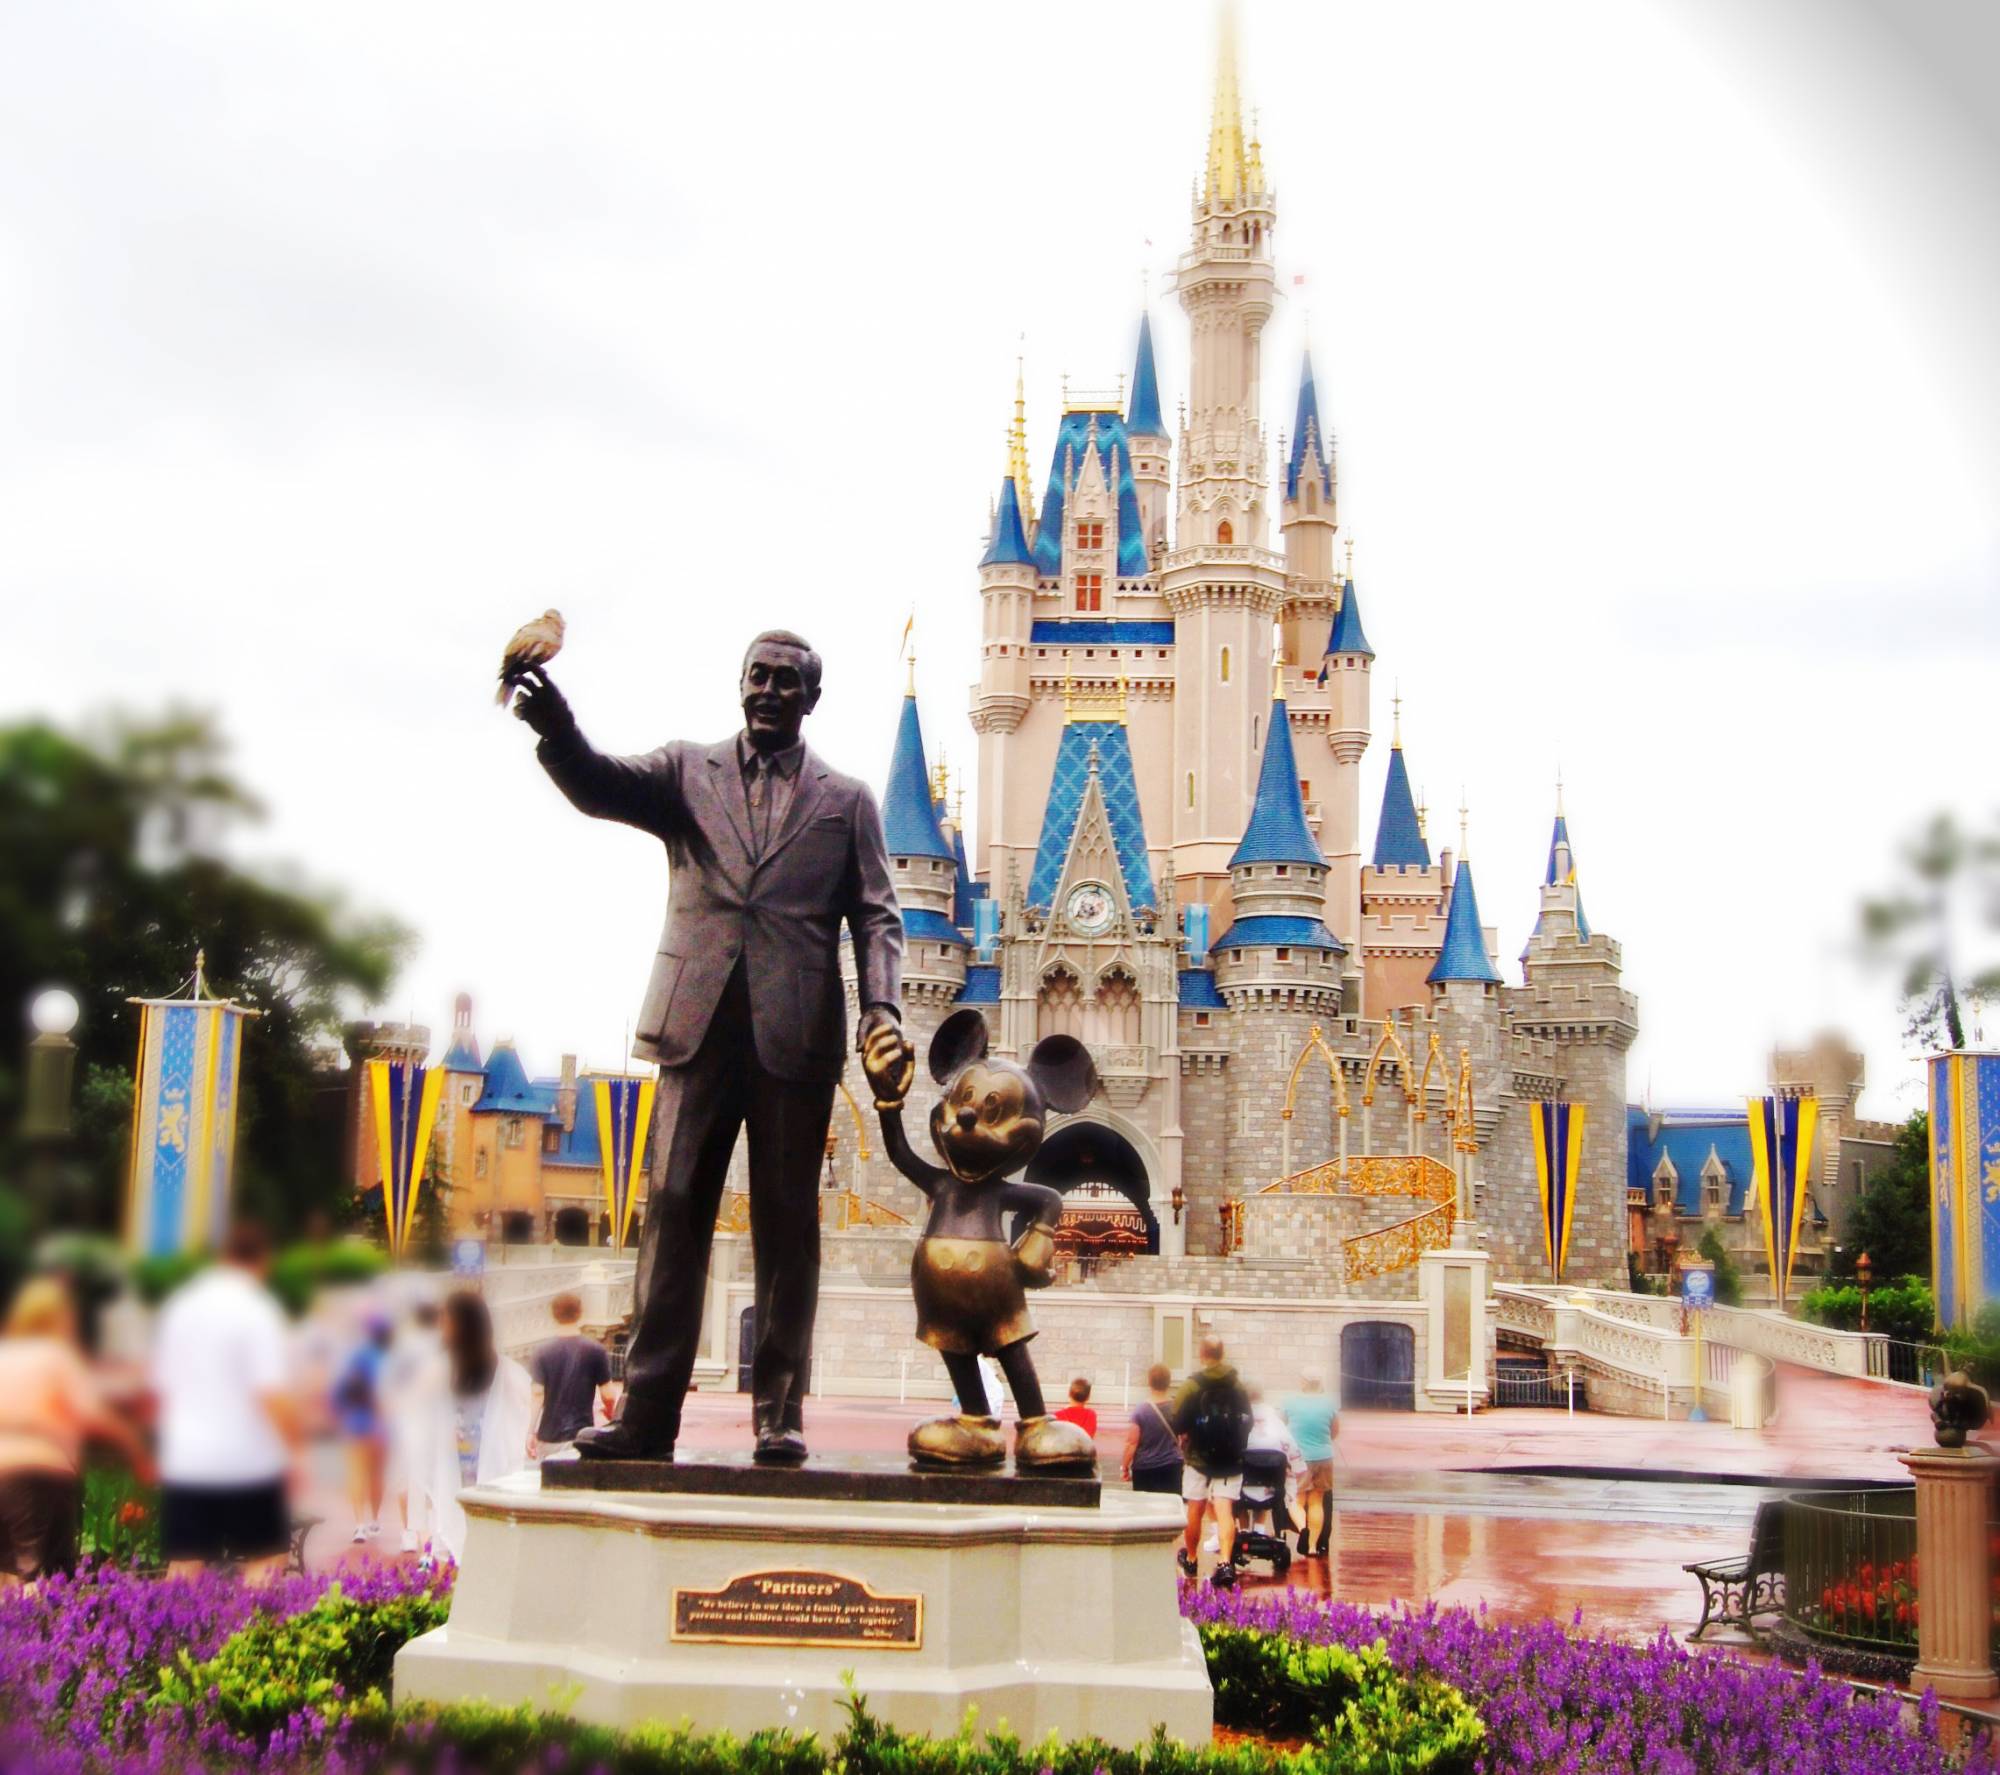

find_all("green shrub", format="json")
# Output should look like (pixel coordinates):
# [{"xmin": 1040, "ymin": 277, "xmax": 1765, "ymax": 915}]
[
  {"xmin": 1798, "ymin": 1276, "xmax": 1937, "ymax": 1342},
  {"xmin": 130, "ymin": 1250, "xmax": 208, "ymax": 1305},
  {"xmin": 268, "ymin": 1239, "xmax": 389, "ymax": 1316},
  {"xmin": 1695, "ymin": 1231, "xmax": 1743, "ymax": 1308},
  {"xmin": 1197, "ymin": 1625, "xmax": 1483, "ymax": 1773},
  {"xmin": 155, "ymin": 1579, "xmax": 450, "ymax": 1738}
]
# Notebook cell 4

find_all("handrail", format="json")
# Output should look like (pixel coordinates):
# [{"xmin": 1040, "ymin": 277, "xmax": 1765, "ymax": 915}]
[{"xmin": 1343, "ymin": 1200, "xmax": 1453, "ymax": 1284}]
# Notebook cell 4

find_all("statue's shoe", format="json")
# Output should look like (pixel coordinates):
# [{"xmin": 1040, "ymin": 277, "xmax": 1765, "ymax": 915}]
[
  {"xmin": 753, "ymin": 1427, "xmax": 809, "ymax": 1467},
  {"xmin": 574, "ymin": 1421, "xmax": 675, "ymax": 1462},
  {"xmin": 908, "ymin": 1413, "xmax": 1006, "ymax": 1469},
  {"xmin": 1014, "ymin": 1414, "xmax": 1097, "ymax": 1473}
]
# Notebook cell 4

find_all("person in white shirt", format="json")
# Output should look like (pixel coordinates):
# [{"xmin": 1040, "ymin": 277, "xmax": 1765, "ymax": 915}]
[
  {"xmin": 407, "ymin": 1290, "xmax": 533, "ymax": 1567},
  {"xmin": 381, "ymin": 1298, "xmax": 442, "ymax": 1553},
  {"xmin": 152, "ymin": 1222, "xmax": 300, "ymax": 1580}
]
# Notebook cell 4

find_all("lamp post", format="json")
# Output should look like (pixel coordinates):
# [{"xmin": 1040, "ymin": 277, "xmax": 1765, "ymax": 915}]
[
  {"xmin": 1857, "ymin": 1250, "xmax": 1873, "ymax": 1333},
  {"xmin": 22, "ymin": 988, "xmax": 80, "ymax": 1141},
  {"xmin": 1170, "ymin": 1182, "xmax": 1185, "ymax": 1227}
]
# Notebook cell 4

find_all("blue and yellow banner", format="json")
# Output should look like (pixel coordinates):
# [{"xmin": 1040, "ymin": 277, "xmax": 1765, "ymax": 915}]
[
  {"xmin": 126, "ymin": 996, "xmax": 256, "ymax": 1260},
  {"xmin": 1529, "ymin": 1100, "xmax": 1586, "ymax": 1281},
  {"xmin": 1747, "ymin": 1094, "xmax": 1818, "ymax": 1309},
  {"xmin": 368, "ymin": 1059, "xmax": 444, "ymax": 1260},
  {"xmin": 594, "ymin": 1075, "xmax": 655, "ymax": 1252},
  {"xmin": 1929, "ymin": 1051, "xmax": 2000, "ymax": 1331}
]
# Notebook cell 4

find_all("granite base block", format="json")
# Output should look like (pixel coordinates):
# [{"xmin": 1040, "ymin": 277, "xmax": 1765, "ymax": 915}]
[{"xmin": 394, "ymin": 1470, "xmax": 1210, "ymax": 1749}]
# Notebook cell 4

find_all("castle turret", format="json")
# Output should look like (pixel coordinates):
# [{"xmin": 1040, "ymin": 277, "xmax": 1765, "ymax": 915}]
[
  {"xmin": 1280, "ymin": 352, "xmax": 1339, "ymax": 644},
  {"xmin": 1520, "ymin": 783, "xmax": 1591, "ymax": 960},
  {"xmin": 1127, "ymin": 314, "xmax": 1172, "ymax": 566},
  {"xmin": 882, "ymin": 675, "xmax": 967, "ymax": 1011},
  {"xmin": 1166, "ymin": 7, "xmax": 1288, "ymax": 915},
  {"xmin": 1211, "ymin": 665, "xmax": 1344, "ymax": 1005},
  {"xmin": 1317, "ymin": 567, "xmax": 1373, "ymax": 972},
  {"xmin": 1427, "ymin": 853, "xmax": 1500, "ymax": 1001},
  {"xmin": 1359, "ymin": 700, "xmax": 1444, "ymax": 1017},
  {"xmin": 972, "ymin": 472, "xmax": 1037, "ymax": 883}
]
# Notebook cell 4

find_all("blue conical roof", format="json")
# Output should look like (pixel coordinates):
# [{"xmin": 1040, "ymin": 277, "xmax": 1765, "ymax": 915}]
[
  {"xmin": 1326, "ymin": 577, "xmax": 1373, "ymax": 658},
  {"xmin": 1428, "ymin": 862, "xmax": 1501, "ymax": 984},
  {"xmin": 1286, "ymin": 352, "xmax": 1333, "ymax": 502},
  {"xmin": 1372, "ymin": 747, "xmax": 1430, "ymax": 868},
  {"xmin": 882, "ymin": 696, "xmax": 953, "ymax": 861},
  {"xmin": 1544, "ymin": 813, "xmax": 1573, "ymax": 885},
  {"xmin": 980, "ymin": 475, "xmax": 1034, "ymax": 567},
  {"xmin": 1127, "ymin": 313, "xmax": 1166, "ymax": 439},
  {"xmin": 1231, "ymin": 699, "xmax": 1324, "ymax": 867}
]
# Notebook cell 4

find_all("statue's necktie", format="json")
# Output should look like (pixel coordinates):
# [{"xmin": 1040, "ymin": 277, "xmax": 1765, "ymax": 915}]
[{"xmin": 748, "ymin": 758, "xmax": 771, "ymax": 857}]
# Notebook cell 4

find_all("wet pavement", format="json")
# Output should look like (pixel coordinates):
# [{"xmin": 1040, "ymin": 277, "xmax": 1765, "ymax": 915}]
[{"xmin": 306, "ymin": 1382, "xmax": 1935, "ymax": 1648}]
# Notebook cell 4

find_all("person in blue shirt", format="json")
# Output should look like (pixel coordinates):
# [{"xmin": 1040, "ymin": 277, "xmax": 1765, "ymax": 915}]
[
  {"xmin": 1281, "ymin": 1371, "xmax": 1338, "ymax": 1558},
  {"xmin": 333, "ymin": 1316, "xmax": 392, "ymax": 1545}
]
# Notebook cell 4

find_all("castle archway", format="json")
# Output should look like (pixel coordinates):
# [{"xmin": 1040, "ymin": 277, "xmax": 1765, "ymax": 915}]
[{"xmin": 1024, "ymin": 1120, "xmax": 1160, "ymax": 1255}]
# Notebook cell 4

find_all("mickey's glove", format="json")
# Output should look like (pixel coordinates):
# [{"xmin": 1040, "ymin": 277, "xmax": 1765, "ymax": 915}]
[{"xmin": 1013, "ymin": 1223, "xmax": 1058, "ymax": 1288}]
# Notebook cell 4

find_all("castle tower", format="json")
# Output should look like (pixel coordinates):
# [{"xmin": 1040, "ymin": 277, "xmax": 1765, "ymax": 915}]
[
  {"xmin": 1127, "ymin": 314, "xmax": 1172, "ymax": 566},
  {"xmin": 1516, "ymin": 798, "xmax": 1639, "ymax": 1286},
  {"xmin": 1318, "ymin": 566, "xmax": 1373, "ymax": 979},
  {"xmin": 881, "ymin": 677, "xmax": 967, "ymax": 1014},
  {"xmin": 1165, "ymin": 7, "xmax": 1289, "ymax": 920},
  {"xmin": 434, "ymin": 992, "xmax": 487, "ymax": 1216},
  {"xmin": 971, "ymin": 473, "xmax": 1037, "ymax": 883},
  {"xmin": 1280, "ymin": 352, "xmax": 1339, "ymax": 663},
  {"xmin": 1360, "ymin": 702, "xmax": 1445, "ymax": 1017},
  {"xmin": 1211, "ymin": 663, "xmax": 1344, "ymax": 1202}
]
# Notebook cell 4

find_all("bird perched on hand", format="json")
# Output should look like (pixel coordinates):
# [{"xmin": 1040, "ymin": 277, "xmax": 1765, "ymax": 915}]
[{"xmin": 496, "ymin": 609, "xmax": 566, "ymax": 705}]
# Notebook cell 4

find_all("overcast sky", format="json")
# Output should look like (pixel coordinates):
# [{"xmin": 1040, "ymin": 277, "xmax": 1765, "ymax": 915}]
[{"xmin": 6, "ymin": 0, "xmax": 1996, "ymax": 1118}]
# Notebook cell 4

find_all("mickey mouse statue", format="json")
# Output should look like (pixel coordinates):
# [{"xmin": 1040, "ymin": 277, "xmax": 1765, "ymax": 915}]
[{"xmin": 864, "ymin": 1008, "xmax": 1100, "ymax": 1473}]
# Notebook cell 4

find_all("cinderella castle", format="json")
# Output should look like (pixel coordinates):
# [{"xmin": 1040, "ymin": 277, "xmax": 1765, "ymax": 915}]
[{"xmin": 821, "ymin": 12, "xmax": 1641, "ymax": 1324}]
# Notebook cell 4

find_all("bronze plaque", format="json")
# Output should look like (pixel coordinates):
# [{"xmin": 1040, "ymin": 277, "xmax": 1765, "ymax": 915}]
[{"xmin": 671, "ymin": 1569, "xmax": 923, "ymax": 1650}]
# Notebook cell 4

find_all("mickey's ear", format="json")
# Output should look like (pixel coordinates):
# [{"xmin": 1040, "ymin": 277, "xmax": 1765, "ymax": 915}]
[
  {"xmin": 928, "ymin": 1009, "xmax": 991, "ymax": 1084},
  {"xmin": 1026, "ymin": 1034, "xmax": 1097, "ymax": 1113}
]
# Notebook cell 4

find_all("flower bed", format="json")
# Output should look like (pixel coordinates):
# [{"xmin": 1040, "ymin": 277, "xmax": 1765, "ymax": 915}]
[
  {"xmin": 0, "ymin": 1564, "xmax": 1994, "ymax": 1773},
  {"xmin": 1181, "ymin": 1585, "xmax": 1999, "ymax": 1775}
]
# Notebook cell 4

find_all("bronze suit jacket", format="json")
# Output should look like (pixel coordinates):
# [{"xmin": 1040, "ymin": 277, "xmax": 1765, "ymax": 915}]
[{"xmin": 537, "ymin": 732, "xmax": 904, "ymax": 1084}]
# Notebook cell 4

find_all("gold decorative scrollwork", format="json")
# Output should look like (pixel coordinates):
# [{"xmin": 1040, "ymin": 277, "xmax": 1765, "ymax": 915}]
[
  {"xmin": 1362, "ymin": 1013, "xmax": 1415, "ymax": 1110},
  {"xmin": 836, "ymin": 1081, "xmax": 872, "ymax": 1161},
  {"xmin": 1342, "ymin": 1200, "xmax": 1455, "ymax": 1283},
  {"xmin": 714, "ymin": 1190, "xmax": 752, "ymax": 1234},
  {"xmin": 1279, "ymin": 1023, "xmax": 1350, "ymax": 1125},
  {"xmin": 1259, "ymin": 1152, "xmax": 1456, "ymax": 1201},
  {"xmin": 826, "ymin": 1190, "xmax": 911, "ymax": 1229}
]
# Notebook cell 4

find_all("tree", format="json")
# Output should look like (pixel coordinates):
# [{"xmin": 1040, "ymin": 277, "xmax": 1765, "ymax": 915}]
[
  {"xmin": 1696, "ymin": 1227, "xmax": 1744, "ymax": 1307},
  {"xmin": 0, "ymin": 711, "xmax": 412, "ymax": 1242},
  {"xmin": 1835, "ymin": 1111, "xmax": 1932, "ymax": 1284},
  {"xmin": 1860, "ymin": 811, "xmax": 2000, "ymax": 1051}
]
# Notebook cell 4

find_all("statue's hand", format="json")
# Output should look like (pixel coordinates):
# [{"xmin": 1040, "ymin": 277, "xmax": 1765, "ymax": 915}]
[
  {"xmin": 861, "ymin": 1015, "xmax": 914, "ymax": 1111},
  {"xmin": 1013, "ymin": 1223, "xmax": 1058, "ymax": 1288},
  {"xmin": 508, "ymin": 666, "xmax": 578, "ymax": 742}
]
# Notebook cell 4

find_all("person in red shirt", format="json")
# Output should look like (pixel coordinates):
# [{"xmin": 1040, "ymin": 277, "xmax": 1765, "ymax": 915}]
[{"xmin": 1052, "ymin": 1376, "xmax": 1097, "ymax": 1440}]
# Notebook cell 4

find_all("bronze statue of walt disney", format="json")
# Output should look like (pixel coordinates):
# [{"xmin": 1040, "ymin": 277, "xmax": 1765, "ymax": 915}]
[{"xmin": 865, "ymin": 1008, "xmax": 1099, "ymax": 1473}]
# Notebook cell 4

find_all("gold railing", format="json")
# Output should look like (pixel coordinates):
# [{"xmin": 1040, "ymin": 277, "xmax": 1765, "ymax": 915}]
[
  {"xmin": 1344, "ymin": 1201, "xmax": 1455, "ymax": 1284},
  {"xmin": 714, "ymin": 1189, "xmax": 910, "ymax": 1234},
  {"xmin": 1258, "ymin": 1152, "xmax": 1455, "ymax": 1203}
]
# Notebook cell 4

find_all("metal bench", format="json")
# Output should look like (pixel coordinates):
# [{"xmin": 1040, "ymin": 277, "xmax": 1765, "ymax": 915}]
[
  {"xmin": 1684, "ymin": 1496, "xmax": 1785, "ymax": 1640},
  {"xmin": 287, "ymin": 1513, "xmax": 322, "ymax": 1576}
]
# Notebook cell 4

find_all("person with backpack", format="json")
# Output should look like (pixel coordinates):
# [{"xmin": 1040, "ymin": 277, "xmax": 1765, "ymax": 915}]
[{"xmin": 1169, "ymin": 1335, "xmax": 1251, "ymax": 1586}]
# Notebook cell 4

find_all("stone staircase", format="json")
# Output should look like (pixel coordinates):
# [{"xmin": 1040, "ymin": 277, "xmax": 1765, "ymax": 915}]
[{"xmin": 1072, "ymin": 1250, "xmax": 1419, "ymax": 1302}]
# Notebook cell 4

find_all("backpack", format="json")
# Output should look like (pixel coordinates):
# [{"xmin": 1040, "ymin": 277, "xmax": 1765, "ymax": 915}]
[{"xmin": 1182, "ymin": 1370, "xmax": 1252, "ymax": 1471}]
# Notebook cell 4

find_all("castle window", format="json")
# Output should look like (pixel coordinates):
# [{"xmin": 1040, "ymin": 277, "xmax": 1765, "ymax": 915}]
[
  {"xmin": 1194, "ymin": 1012, "xmax": 1211, "ymax": 1027},
  {"xmin": 1276, "ymin": 947, "xmax": 1291, "ymax": 961},
  {"xmin": 475, "ymin": 1150, "xmax": 489, "ymax": 1179},
  {"xmin": 503, "ymin": 1120, "xmax": 524, "ymax": 1149},
  {"xmin": 1275, "ymin": 865, "xmax": 1288, "ymax": 877},
  {"xmin": 1217, "ymin": 520, "xmax": 1234, "ymax": 544},
  {"xmin": 1076, "ymin": 521, "xmax": 1104, "ymax": 551},
  {"xmin": 1186, "ymin": 772, "xmax": 1195, "ymax": 808},
  {"xmin": 542, "ymin": 1125, "xmax": 560, "ymax": 1154},
  {"xmin": 1219, "ymin": 646, "xmax": 1231, "ymax": 683},
  {"xmin": 1299, "ymin": 779, "xmax": 1311, "ymax": 800},
  {"xmin": 1076, "ymin": 573, "xmax": 1103, "ymax": 612}
]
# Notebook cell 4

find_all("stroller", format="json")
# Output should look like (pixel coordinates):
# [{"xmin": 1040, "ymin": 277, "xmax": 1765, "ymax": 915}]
[{"xmin": 1229, "ymin": 1446, "xmax": 1294, "ymax": 1578}]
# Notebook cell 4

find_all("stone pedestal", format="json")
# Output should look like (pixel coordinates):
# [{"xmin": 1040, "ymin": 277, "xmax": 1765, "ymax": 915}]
[
  {"xmin": 1419, "ymin": 1237, "xmax": 1491, "ymax": 1412},
  {"xmin": 1900, "ymin": 1446, "xmax": 1999, "ymax": 1700},
  {"xmin": 394, "ymin": 1470, "xmax": 1211, "ymax": 1748}
]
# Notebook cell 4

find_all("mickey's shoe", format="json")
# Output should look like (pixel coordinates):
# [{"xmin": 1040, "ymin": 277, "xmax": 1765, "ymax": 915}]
[
  {"xmin": 908, "ymin": 1413, "xmax": 1006, "ymax": 1469},
  {"xmin": 1013, "ymin": 1414, "xmax": 1098, "ymax": 1473}
]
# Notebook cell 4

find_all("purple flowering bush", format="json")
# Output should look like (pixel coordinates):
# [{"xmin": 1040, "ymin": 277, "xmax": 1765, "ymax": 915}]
[{"xmin": 1181, "ymin": 1584, "xmax": 2000, "ymax": 1775}]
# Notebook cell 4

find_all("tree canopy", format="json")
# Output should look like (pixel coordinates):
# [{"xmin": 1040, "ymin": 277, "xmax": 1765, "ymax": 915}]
[{"xmin": 0, "ymin": 711, "xmax": 411, "ymax": 1241}]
